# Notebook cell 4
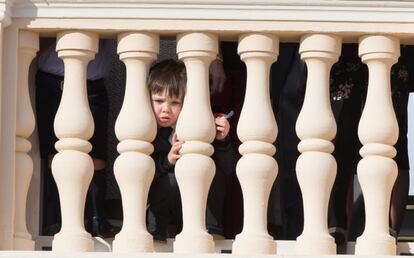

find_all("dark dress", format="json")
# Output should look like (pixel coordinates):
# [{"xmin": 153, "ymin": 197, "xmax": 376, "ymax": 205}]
[
  {"xmin": 329, "ymin": 44, "xmax": 414, "ymax": 241},
  {"xmin": 271, "ymin": 43, "xmax": 413, "ymax": 242}
]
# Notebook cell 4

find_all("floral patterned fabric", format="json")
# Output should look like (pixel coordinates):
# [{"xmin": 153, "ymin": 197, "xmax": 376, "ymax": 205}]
[{"xmin": 330, "ymin": 44, "xmax": 414, "ymax": 169}]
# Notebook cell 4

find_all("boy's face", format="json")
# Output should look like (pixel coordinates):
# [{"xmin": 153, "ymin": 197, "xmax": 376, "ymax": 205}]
[{"xmin": 151, "ymin": 90, "xmax": 183, "ymax": 127}]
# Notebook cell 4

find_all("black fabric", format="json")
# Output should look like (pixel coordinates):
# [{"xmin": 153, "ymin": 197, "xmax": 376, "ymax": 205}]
[
  {"xmin": 328, "ymin": 44, "xmax": 365, "ymax": 233},
  {"xmin": 147, "ymin": 127, "xmax": 236, "ymax": 238},
  {"xmin": 86, "ymin": 171, "xmax": 106, "ymax": 218},
  {"xmin": 85, "ymin": 170, "xmax": 120, "ymax": 237},
  {"xmin": 35, "ymin": 70, "xmax": 109, "ymax": 160},
  {"xmin": 329, "ymin": 44, "xmax": 411, "ymax": 171},
  {"xmin": 328, "ymin": 44, "xmax": 413, "ymax": 237},
  {"xmin": 270, "ymin": 43, "xmax": 307, "ymax": 239},
  {"xmin": 41, "ymin": 165, "xmax": 61, "ymax": 235},
  {"xmin": 271, "ymin": 43, "xmax": 413, "ymax": 241}
]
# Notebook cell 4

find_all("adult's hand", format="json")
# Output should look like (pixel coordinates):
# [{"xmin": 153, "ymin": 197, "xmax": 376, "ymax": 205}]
[{"xmin": 209, "ymin": 58, "xmax": 226, "ymax": 95}]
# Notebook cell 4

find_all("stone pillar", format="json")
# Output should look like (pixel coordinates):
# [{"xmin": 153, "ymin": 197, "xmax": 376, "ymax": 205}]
[
  {"xmin": 232, "ymin": 33, "xmax": 278, "ymax": 255},
  {"xmin": 355, "ymin": 35, "xmax": 399, "ymax": 256},
  {"xmin": 14, "ymin": 30, "xmax": 38, "ymax": 250},
  {"xmin": 0, "ymin": 23, "xmax": 17, "ymax": 250},
  {"xmin": 51, "ymin": 31, "xmax": 98, "ymax": 252},
  {"xmin": 112, "ymin": 32, "xmax": 159, "ymax": 252},
  {"xmin": 295, "ymin": 34, "xmax": 341, "ymax": 255},
  {"xmin": 173, "ymin": 32, "xmax": 217, "ymax": 253}
]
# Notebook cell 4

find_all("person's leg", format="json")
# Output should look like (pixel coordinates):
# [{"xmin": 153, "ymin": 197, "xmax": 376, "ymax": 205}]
[
  {"xmin": 35, "ymin": 71, "xmax": 63, "ymax": 235},
  {"xmin": 390, "ymin": 168, "xmax": 409, "ymax": 234},
  {"xmin": 328, "ymin": 165, "xmax": 353, "ymax": 246},
  {"xmin": 328, "ymin": 43, "xmax": 365, "ymax": 247},
  {"xmin": 388, "ymin": 44, "xmax": 411, "ymax": 238},
  {"xmin": 273, "ymin": 44, "xmax": 306, "ymax": 239},
  {"xmin": 43, "ymin": 157, "xmax": 61, "ymax": 235},
  {"xmin": 147, "ymin": 173, "xmax": 180, "ymax": 241},
  {"xmin": 85, "ymin": 159, "xmax": 121, "ymax": 237},
  {"xmin": 206, "ymin": 167, "xmax": 226, "ymax": 239},
  {"xmin": 328, "ymin": 103, "xmax": 360, "ymax": 246},
  {"xmin": 84, "ymin": 79, "xmax": 119, "ymax": 237}
]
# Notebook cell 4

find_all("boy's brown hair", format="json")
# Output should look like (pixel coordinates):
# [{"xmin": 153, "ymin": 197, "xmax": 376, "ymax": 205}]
[{"xmin": 148, "ymin": 59, "xmax": 186, "ymax": 98}]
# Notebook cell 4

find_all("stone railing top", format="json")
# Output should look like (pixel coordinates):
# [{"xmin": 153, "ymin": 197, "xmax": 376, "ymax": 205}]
[
  {"xmin": 0, "ymin": 0, "xmax": 14, "ymax": 26},
  {"xmin": 9, "ymin": 0, "xmax": 414, "ymax": 42},
  {"xmin": 11, "ymin": 0, "xmax": 414, "ymax": 22}
]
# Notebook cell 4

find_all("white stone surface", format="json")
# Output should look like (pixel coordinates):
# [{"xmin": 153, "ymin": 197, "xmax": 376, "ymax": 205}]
[
  {"xmin": 11, "ymin": 238, "xmax": 414, "ymax": 256},
  {"xmin": 2, "ymin": 0, "xmax": 414, "ymax": 255},
  {"xmin": 14, "ymin": 29, "xmax": 38, "ymax": 251},
  {"xmin": 355, "ymin": 35, "xmax": 400, "ymax": 256},
  {"xmin": 112, "ymin": 32, "xmax": 158, "ymax": 253},
  {"xmin": 295, "ymin": 34, "xmax": 341, "ymax": 255},
  {"xmin": 232, "ymin": 33, "xmax": 278, "ymax": 255},
  {"xmin": 10, "ymin": 0, "xmax": 414, "ymax": 23}
]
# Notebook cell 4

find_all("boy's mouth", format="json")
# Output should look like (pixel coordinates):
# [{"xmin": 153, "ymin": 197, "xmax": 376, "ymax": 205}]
[{"xmin": 159, "ymin": 116, "xmax": 170, "ymax": 123}]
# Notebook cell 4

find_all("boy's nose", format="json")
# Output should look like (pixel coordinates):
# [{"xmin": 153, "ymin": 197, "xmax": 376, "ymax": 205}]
[{"xmin": 161, "ymin": 105, "xmax": 170, "ymax": 112}]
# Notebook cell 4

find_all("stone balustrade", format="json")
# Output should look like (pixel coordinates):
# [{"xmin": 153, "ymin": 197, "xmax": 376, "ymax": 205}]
[
  {"xmin": 1, "ymin": 1, "xmax": 411, "ymax": 256},
  {"xmin": 10, "ymin": 30, "xmax": 402, "ymax": 256}
]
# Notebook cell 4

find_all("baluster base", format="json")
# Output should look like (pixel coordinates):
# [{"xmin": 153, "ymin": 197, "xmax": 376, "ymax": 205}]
[
  {"xmin": 112, "ymin": 231, "xmax": 154, "ymax": 252},
  {"xmin": 296, "ymin": 234, "xmax": 336, "ymax": 255},
  {"xmin": 355, "ymin": 235, "xmax": 396, "ymax": 255},
  {"xmin": 232, "ymin": 233, "xmax": 276, "ymax": 254},
  {"xmin": 52, "ymin": 231, "xmax": 94, "ymax": 251},
  {"xmin": 174, "ymin": 231, "xmax": 214, "ymax": 253},
  {"xmin": 13, "ymin": 235, "xmax": 35, "ymax": 250}
]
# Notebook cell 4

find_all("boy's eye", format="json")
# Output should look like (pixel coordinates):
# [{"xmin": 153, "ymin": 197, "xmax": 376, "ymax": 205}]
[
  {"xmin": 172, "ymin": 101, "xmax": 181, "ymax": 105},
  {"xmin": 153, "ymin": 99, "xmax": 163, "ymax": 103}
]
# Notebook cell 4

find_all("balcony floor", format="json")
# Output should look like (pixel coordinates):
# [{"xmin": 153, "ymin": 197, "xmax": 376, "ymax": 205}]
[{"xmin": 25, "ymin": 236, "xmax": 414, "ymax": 256}]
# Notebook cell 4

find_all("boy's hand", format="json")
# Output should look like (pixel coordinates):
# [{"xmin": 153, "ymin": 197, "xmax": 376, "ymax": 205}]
[
  {"xmin": 215, "ymin": 116, "xmax": 230, "ymax": 141},
  {"xmin": 168, "ymin": 133, "xmax": 183, "ymax": 165}
]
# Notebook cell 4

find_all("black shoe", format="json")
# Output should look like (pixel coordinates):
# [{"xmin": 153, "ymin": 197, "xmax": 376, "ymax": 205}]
[
  {"xmin": 152, "ymin": 233, "xmax": 167, "ymax": 242},
  {"xmin": 390, "ymin": 228, "xmax": 398, "ymax": 243},
  {"xmin": 86, "ymin": 216, "xmax": 121, "ymax": 238},
  {"xmin": 147, "ymin": 219, "xmax": 167, "ymax": 242},
  {"xmin": 86, "ymin": 171, "xmax": 120, "ymax": 238},
  {"xmin": 46, "ymin": 223, "xmax": 61, "ymax": 236},
  {"xmin": 207, "ymin": 224, "xmax": 224, "ymax": 237},
  {"xmin": 330, "ymin": 229, "xmax": 346, "ymax": 246}
]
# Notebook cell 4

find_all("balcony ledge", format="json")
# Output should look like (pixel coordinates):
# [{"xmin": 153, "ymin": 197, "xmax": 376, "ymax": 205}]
[
  {"xmin": 11, "ymin": 0, "xmax": 414, "ymax": 23},
  {"xmin": 25, "ymin": 237, "xmax": 414, "ymax": 256}
]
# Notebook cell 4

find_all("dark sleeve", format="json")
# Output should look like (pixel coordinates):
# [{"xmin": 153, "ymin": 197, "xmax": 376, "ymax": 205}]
[
  {"xmin": 155, "ymin": 154, "xmax": 174, "ymax": 175},
  {"xmin": 152, "ymin": 133, "xmax": 175, "ymax": 178},
  {"xmin": 212, "ymin": 138, "xmax": 237, "ymax": 176}
]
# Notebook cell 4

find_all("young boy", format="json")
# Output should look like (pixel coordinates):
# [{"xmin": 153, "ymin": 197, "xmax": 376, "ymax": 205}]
[{"xmin": 147, "ymin": 59, "xmax": 235, "ymax": 241}]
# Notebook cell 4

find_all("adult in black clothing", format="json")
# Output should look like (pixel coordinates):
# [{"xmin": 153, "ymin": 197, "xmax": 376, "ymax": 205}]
[
  {"xmin": 271, "ymin": 42, "xmax": 413, "ymax": 245},
  {"xmin": 331, "ymin": 44, "xmax": 414, "ymax": 243},
  {"xmin": 270, "ymin": 43, "xmax": 307, "ymax": 240},
  {"xmin": 35, "ymin": 38, "xmax": 119, "ymax": 237}
]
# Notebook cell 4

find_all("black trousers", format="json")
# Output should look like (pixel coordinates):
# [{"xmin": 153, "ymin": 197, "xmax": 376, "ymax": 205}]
[
  {"xmin": 35, "ymin": 70, "xmax": 109, "ymax": 235},
  {"xmin": 147, "ymin": 169, "xmax": 227, "ymax": 237},
  {"xmin": 270, "ymin": 43, "xmax": 307, "ymax": 239},
  {"xmin": 35, "ymin": 70, "xmax": 108, "ymax": 160}
]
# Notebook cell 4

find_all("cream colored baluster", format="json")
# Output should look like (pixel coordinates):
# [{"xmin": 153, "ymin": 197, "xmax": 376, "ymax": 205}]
[
  {"xmin": 232, "ymin": 33, "xmax": 278, "ymax": 255},
  {"xmin": 112, "ymin": 32, "xmax": 159, "ymax": 253},
  {"xmin": 0, "ymin": 23, "xmax": 18, "ymax": 250},
  {"xmin": 14, "ymin": 30, "xmax": 38, "ymax": 250},
  {"xmin": 295, "ymin": 34, "xmax": 341, "ymax": 255},
  {"xmin": 173, "ymin": 32, "xmax": 217, "ymax": 253},
  {"xmin": 51, "ymin": 31, "xmax": 98, "ymax": 251},
  {"xmin": 355, "ymin": 35, "xmax": 399, "ymax": 256}
]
